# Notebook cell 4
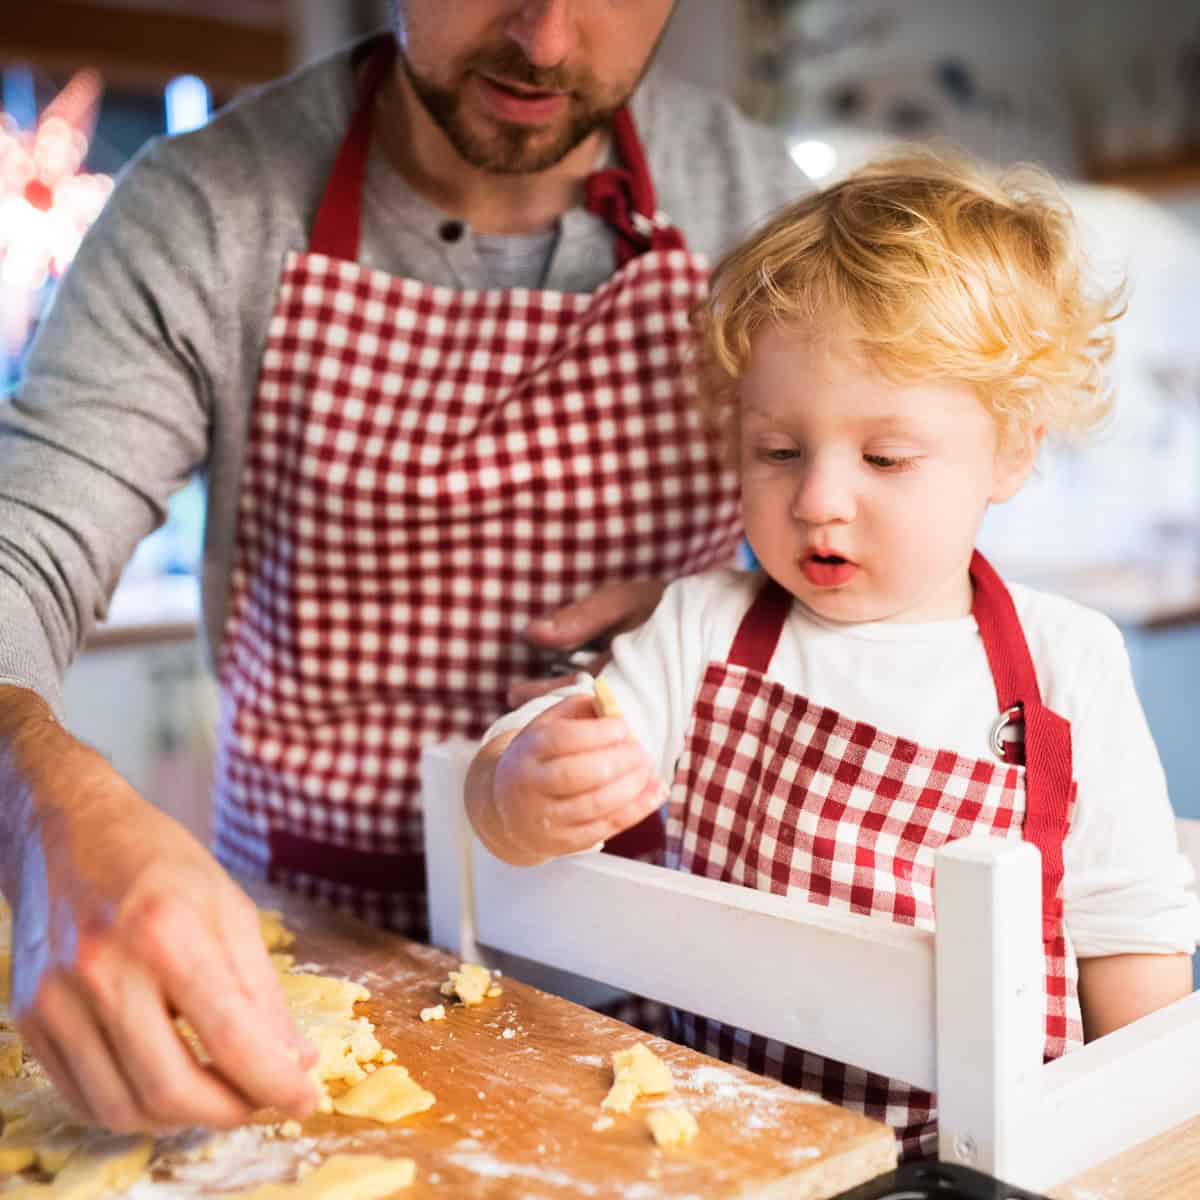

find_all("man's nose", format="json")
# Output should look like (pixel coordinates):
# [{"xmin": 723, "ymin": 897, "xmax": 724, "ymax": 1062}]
[
  {"xmin": 790, "ymin": 459, "xmax": 856, "ymax": 526},
  {"xmin": 505, "ymin": 0, "xmax": 576, "ymax": 69}
]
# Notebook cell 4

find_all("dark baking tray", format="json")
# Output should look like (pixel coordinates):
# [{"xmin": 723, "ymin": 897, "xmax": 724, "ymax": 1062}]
[{"xmin": 830, "ymin": 1160, "xmax": 1051, "ymax": 1199}]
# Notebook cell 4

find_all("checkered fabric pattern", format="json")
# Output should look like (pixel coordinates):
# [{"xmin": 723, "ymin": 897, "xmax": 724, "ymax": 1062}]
[
  {"xmin": 664, "ymin": 659, "xmax": 1083, "ymax": 1160},
  {"xmin": 213, "ymin": 245, "xmax": 741, "ymax": 938}
]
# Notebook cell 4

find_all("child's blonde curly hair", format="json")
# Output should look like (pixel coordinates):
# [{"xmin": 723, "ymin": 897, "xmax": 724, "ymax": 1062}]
[{"xmin": 693, "ymin": 151, "xmax": 1126, "ymax": 459}]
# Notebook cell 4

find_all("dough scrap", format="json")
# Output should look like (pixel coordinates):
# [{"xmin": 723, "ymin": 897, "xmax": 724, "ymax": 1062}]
[
  {"xmin": 439, "ymin": 963, "xmax": 497, "ymax": 1007},
  {"xmin": 330, "ymin": 1066, "xmax": 435, "ymax": 1123},
  {"xmin": 0, "ymin": 906, "xmax": 401, "ymax": 1190},
  {"xmin": 647, "ymin": 1106, "xmax": 698, "ymax": 1148},
  {"xmin": 592, "ymin": 678, "xmax": 622, "ymax": 719},
  {"xmin": 229, "ymin": 1153, "xmax": 415, "ymax": 1200},
  {"xmin": 279, "ymin": 972, "xmax": 369, "ymax": 1014},
  {"xmin": 259, "ymin": 909, "xmax": 295, "ymax": 952},
  {"xmin": 419, "ymin": 1005, "xmax": 445, "ymax": 1023},
  {"xmin": 0, "ymin": 1030, "xmax": 22, "ymax": 1078},
  {"xmin": 602, "ymin": 1043, "xmax": 674, "ymax": 1112}
]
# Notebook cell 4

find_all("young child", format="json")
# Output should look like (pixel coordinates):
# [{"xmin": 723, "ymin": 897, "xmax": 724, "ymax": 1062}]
[{"xmin": 464, "ymin": 154, "xmax": 1199, "ymax": 1158}]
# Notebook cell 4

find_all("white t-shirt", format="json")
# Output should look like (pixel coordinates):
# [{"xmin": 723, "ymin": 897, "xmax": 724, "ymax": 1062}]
[{"xmin": 486, "ymin": 567, "xmax": 1200, "ymax": 959}]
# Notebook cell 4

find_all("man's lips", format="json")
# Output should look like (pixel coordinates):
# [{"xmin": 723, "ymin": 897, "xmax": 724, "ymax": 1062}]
[
  {"xmin": 801, "ymin": 553, "xmax": 858, "ymax": 588},
  {"xmin": 476, "ymin": 75, "xmax": 569, "ymax": 124}
]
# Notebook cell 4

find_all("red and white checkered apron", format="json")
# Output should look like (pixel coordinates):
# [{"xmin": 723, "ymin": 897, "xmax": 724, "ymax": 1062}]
[
  {"xmin": 665, "ymin": 552, "xmax": 1083, "ymax": 1159},
  {"xmin": 211, "ymin": 45, "xmax": 740, "ymax": 938}
]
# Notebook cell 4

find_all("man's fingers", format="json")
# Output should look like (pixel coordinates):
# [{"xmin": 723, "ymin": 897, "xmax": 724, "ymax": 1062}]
[
  {"xmin": 95, "ymin": 967, "xmax": 258, "ymax": 1130},
  {"xmin": 27, "ymin": 977, "xmax": 152, "ymax": 1133},
  {"xmin": 524, "ymin": 579, "xmax": 666, "ymax": 650},
  {"xmin": 220, "ymin": 898, "xmax": 317, "ymax": 1070},
  {"xmin": 18, "ymin": 1016, "xmax": 92, "ymax": 1124},
  {"xmin": 130, "ymin": 903, "xmax": 317, "ymax": 1117}
]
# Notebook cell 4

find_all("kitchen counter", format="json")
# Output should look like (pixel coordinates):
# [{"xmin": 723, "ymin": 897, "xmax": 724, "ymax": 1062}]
[
  {"xmin": 225, "ymin": 880, "xmax": 898, "ymax": 1199},
  {"xmin": 230, "ymin": 882, "xmax": 1198, "ymax": 1200}
]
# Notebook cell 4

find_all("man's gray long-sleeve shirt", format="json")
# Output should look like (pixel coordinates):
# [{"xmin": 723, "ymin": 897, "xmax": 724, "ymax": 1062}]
[{"xmin": 0, "ymin": 40, "xmax": 804, "ymax": 715}]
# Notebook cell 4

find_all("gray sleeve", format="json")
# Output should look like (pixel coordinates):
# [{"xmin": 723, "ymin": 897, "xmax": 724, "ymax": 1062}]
[{"xmin": 0, "ymin": 140, "xmax": 218, "ymax": 713}]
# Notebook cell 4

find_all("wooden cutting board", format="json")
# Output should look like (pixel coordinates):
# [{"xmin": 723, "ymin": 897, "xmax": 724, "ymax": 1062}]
[{"xmin": 223, "ymin": 881, "xmax": 897, "ymax": 1199}]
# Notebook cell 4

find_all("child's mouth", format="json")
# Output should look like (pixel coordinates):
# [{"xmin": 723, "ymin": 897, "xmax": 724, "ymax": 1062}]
[{"xmin": 801, "ymin": 553, "xmax": 858, "ymax": 588}]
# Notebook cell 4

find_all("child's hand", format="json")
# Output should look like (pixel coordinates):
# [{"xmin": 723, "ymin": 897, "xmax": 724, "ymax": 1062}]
[{"xmin": 488, "ymin": 694, "xmax": 663, "ymax": 865}]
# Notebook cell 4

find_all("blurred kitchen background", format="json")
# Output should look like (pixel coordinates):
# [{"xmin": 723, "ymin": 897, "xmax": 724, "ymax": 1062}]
[{"xmin": 3, "ymin": 0, "xmax": 1200, "ymax": 878}]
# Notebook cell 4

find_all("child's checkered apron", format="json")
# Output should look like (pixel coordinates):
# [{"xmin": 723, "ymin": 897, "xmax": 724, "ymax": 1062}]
[
  {"xmin": 666, "ymin": 552, "xmax": 1083, "ymax": 1158},
  {"xmin": 211, "ymin": 42, "xmax": 739, "ymax": 938}
]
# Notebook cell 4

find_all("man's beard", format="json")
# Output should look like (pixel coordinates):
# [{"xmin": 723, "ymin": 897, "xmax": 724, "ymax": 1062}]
[{"xmin": 400, "ymin": 43, "xmax": 627, "ymax": 176}]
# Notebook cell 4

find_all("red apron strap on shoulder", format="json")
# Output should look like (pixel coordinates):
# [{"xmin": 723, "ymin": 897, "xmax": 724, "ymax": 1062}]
[
  {"xmin": 970, "ymin": 550, "xmax": 1073, "ymax": 943},
  {"xmin": 585, "ymin": 109, "xmax": 686, "ymax": 268},
  {"xmin": 309, "ymin": 38, "xmax": 396, "ymax": 261},
  {"xmin": 727, "ymin": 575, "xmax": 793, "ymax": 675}
]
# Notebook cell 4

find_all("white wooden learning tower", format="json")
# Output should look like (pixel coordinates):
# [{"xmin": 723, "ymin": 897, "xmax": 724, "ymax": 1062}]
[{"xmin": 420, "ymin": 738, "xmax": 1200, "ymax": 1194}]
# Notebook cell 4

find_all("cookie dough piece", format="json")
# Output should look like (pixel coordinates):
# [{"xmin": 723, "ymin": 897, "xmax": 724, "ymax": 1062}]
[
  {"xmin": 602, "ymin": 1042, "xmax": 674, "ymax": 1111},
  {"xmin": 259, "ymin": 909, "xmax": 295, "ymax": 952},
  {"xmin": 647, "ymin": 1106, "xmax": 698, "ymax": 1149},
  {"xmin": 231, "ymin": 1154, "xmax": 415, "ymax": 1200},
  {"xmin": 330, "ymin": 1066, "xmax": 435, "ymax": 1123},
  {"xmin": 0, "ymin": 1029, "xmax": 21, "ymax": 1077},
  {"xmin": 279, "ymin": 973, "xmax": 369, "ymax": 1015},
  {"xmin": 592, "ymin": 677, "xmax": 622, "ymax": 719},
  {"xmin": 10, "ymin": 1133, "xmax": 156, "ymax": 1200},
  {"xmin": 439, "ymin": 964, "xmax": 496, "ymax": 1007}
]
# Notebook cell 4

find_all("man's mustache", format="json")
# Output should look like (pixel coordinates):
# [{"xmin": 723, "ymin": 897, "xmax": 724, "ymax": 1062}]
[{"xmin": 466, "ymin": 44, "xmax": 578, "ymax": 93}]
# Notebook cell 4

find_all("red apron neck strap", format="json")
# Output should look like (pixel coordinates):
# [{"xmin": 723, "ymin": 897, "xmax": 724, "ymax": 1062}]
[
  {"xmin": 970, "ymin": 549, "xmax": 1038, "ymax": 710},
  {"xmin": 585, "ymin": 107, "xmax": 686, "ymax": 268},
  {"xmin": 310, "ymin": 37, "xmax": 396, "ymax": 261},
  {"xmin": 311, "ymin": 47, "xmax": 684, "ymax": 269},
  {"xmin": 970, "ymin": 549, "xmax": 1073, "ymax": 945},
  {"xmin": 728, "ymin": 575, "xmax": 793, "ymax": 675}
]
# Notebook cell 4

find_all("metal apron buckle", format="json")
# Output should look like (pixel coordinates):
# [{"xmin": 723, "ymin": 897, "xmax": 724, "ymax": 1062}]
[{"xmin": 989, "ymin": 702, "xmax": 1025, "ymax": 762}]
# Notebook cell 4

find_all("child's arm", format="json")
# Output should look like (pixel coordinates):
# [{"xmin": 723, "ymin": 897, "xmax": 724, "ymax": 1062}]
[
  {"xmin": 465, "ymin": 694, "xmax": 662, "ymax": 867},
  {"xmin": 1077, "ymin": 953, "xmax": 1193, "ymax": 1042}
]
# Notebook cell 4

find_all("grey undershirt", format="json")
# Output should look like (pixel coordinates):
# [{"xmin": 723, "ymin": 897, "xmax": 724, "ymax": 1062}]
[
  {"xmin": 474, "ymin": 226, "xmax": 561, "ymax": 290},
  {"xmin": 0, "ymin": 35, "xmax": 806, "ymax": 716}
]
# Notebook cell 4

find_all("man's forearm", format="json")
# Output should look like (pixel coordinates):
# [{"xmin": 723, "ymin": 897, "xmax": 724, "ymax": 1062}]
[{"xmin": 0, "ymin": 684, "xmax": 80, "ymax": 898}]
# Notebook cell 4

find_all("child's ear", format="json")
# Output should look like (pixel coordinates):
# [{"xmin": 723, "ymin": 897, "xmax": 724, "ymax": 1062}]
[{"xmin": 989, "ymin": 425, "xmax": 1044, "ymax": 503}]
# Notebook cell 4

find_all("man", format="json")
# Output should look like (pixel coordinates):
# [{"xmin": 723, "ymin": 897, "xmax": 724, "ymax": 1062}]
[{"xmin": 0, "ymin": 1, "xmax": 801, "ymax": 1131}]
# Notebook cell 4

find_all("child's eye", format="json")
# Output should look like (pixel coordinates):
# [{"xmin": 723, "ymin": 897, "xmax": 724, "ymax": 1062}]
[
  {"xmin": 759, "ymin": 447, "xmax": 802, "ymax": 463},
  {"xmin": 863, "ymin": 453, "xmax": 918, "ymax": 471}
]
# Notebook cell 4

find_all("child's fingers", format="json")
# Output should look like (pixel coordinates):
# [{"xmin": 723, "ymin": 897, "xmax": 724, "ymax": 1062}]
[
  {"xmin": 518, "ymin": 704, "xmax": 632, "ymax": 767},
  {"xmin": 536, "ymin": 739, "xmax": 651, "ymax": 799},
  {"xmin": 553, "ymin": 778, "xmax": 666, "ymax": 854},
  {"xmin": 549, "ymin": 758, "xmax": 657, "ymax": 826}
]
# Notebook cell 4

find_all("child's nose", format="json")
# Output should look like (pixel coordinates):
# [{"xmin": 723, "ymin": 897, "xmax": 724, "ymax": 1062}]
[{"xmin": 790, "ymin": 461, "xmax": 856, "ymax": 526}]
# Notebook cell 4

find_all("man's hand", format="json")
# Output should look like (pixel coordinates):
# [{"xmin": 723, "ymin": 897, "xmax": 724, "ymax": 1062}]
[
  {"xmin": 0, "ymin": 686, "xmax": 319, "ymax": 1132},
  {"xmin": 510, "ymin": 578, "xmax": 666, "ymax": 706},
  {"xmin": 465, "ymin": 695, "xmax": 663, "ymax": 866}
]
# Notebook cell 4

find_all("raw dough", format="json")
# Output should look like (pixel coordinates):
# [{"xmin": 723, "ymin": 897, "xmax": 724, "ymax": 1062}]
[
  {"xmin": 438, "ymin": 963, "xmax": 499, "ymax": 1007},
  {"xmin": 330, "ymin": 1066, "xmax": 435, "ymax": 1123},
  {"xmin": 259, "ymin": 909, "xmax": 295, "ymax": 952},
  {"xmin": 0, "ymin": 1031, "xmax": 21, "ymax": 1078},
  {"xmin": 602, "ymin": 1042, "xmax": 674, "ymax": 1112},
  {"xmin": 592, "ymin": 677, "xmax": 622, "ymax": 718},
  {"xmin": 0, "ymin": 905, "xmax": 403, "ymax": 1192},
  {"xmin": 229, "ymin": 1153, "xmax": 414, "ymax": 1200},
  {"xmin": 647, "ymin": 1106, "xmax": 698, "ymax": 1148}
]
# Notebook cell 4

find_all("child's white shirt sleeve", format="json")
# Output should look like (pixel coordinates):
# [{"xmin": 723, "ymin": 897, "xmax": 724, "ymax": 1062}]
[{"xmin": 1053, "ymin": 612, "xmax": 1200, "ymax": 958}]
